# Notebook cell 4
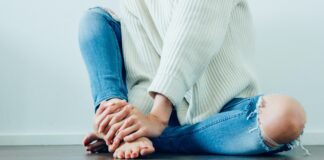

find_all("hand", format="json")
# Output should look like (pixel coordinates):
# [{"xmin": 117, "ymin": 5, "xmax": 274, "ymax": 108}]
[
  {"xmin": 93, "ymin": 98, "xmax": 132, "ymax": 137},
  {"xmin": 108, "ymin": 107, "xmax": 168, "ymax": 151}
]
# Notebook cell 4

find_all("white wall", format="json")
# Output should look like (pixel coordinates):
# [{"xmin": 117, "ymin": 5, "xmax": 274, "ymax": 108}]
[
  {"xmin": 0, "ymin": 0, "xmax": 323, "ymax": 145},
  {"xmin": 250, "ymin": 0, "xmax": 324, "ymax": 145}
]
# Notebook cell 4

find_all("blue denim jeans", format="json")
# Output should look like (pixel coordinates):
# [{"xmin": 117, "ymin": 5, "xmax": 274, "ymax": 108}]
[
  {"xmin": 79, "ymin": 7, "xmax": 128, "ymax": 111},
  {"xmin": 78, "ymin": 7, "xmax": 301, "ymax": 155},
  {"xmin": 151, "ymin": 96, "xmax": 299, "ymax": 155}
]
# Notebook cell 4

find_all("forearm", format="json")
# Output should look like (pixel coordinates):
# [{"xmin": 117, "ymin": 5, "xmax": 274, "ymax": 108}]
[
  {"xmin": 147, "ymin": 0, "xmax": 234, "ymax": 107},
  {"xmin": 150, "ymin": 93, "xmax": 173, "ymax": 125}
]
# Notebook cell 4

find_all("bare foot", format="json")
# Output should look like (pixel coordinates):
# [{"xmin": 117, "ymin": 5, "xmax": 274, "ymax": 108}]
[
  {"xmin": 113, "ymin": 137, "xmax": 155, "ymax": 159},
  {"xmin": 83, "ymin": 132, "xmax": 108, "ymax": 153}
]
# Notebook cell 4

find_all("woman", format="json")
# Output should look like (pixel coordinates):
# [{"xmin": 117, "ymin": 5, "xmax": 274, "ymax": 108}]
[{"xmin": 79, "ymin": 0, "xmax": 307, "ymax": 159}]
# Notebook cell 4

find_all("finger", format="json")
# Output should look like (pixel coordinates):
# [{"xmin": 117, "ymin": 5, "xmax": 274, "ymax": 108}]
[
  {"xmin": 108, "ymin": 104, "xmax": 133, "ymax": 128},
  {"xmin": 111, "ymin": 124, "xmax": 139, "ymax": 150},
  {"xmin": 96, "ymin": 99, "xmax": 121, "ymax": 116},
  {"xmin": 98, "ymin": 113, "xmax": 114, "ymax": 134},
  {"xmin": 83, "ymin": 132, "xmax": 100, "ymax": 146},
  {"xmin": 116, "ymin": 124, "xmax": 140, "ymax": 142},
  {"xmin": 124, "ymin": 129, "xmax": 145, "ymax": 142},
  {"xmin": 110, "ymin": 137, "xmax": 122, "ymax": 152},
  {"xmin": 94, "ymin": 109, "xmax": 113, "ymax": 131},
  {"xmin": 118, "ymin": 115, "xmax": 136, "ymax": 134},
  {"xmin": 103, "ymin": 99, "xmax": 128, "ymax": 115},
  {"xmin": 97, "ymin": 99, "xmax": 121, "ymax": 116},
  {"xmin": 95, "ymin": 105, "xmax": 107, "ymax": 116},
  {"xmin": 105, "ymin": 121, "xmax": 124, "ymax": 146},
  {"xmin": 109, "ymin": 117, "xmax": 136, "ymax": 150},
  {"xmin": 94, "ymin": 101, "xmax": 127, "ymax": 130}
]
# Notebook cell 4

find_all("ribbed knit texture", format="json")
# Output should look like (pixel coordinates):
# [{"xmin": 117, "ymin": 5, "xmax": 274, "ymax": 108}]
[{"xmin": 119, "ymin": 0, "xmax": 260, "ymax": 125}]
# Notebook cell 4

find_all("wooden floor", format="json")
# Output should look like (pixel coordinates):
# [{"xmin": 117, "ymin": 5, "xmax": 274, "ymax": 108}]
[{"xmin": 0, "ymin": 145, "xmax": 322, "ymax": 160}]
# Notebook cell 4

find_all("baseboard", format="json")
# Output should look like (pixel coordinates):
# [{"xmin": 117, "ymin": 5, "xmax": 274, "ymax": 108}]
[
  {"xmin": 300, "ymin": 130, "xmax": 324, "ymax": 145},
  {"xmin": 0, "ymin": 130, "xmax": 323, "ymax": 146},
  {"xmin": 0, "ymin": 133, "xmax": 85, "ymax": 146}
]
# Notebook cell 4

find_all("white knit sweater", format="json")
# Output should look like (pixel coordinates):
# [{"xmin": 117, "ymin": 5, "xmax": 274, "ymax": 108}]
[{"xmin": 118, "ymin": 0, "xmax": 259, "ymax": 125}]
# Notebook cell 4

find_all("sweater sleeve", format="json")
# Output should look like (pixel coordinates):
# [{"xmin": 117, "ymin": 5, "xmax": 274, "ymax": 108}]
[{"xmin": 147, "ymin": 0, "xmax": 235, "ymax": 106}]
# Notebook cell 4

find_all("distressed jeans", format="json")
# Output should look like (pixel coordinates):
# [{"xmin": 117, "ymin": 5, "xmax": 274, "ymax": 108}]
[{"xmin": 78, "ymin": 7, "xmax": 304, "ymax": 155}]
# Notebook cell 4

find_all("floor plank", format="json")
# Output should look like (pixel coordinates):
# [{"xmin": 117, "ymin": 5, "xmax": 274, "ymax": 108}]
[{"xmin": 0, "ymin": 145, "xmax": 321, "ymax": 159}]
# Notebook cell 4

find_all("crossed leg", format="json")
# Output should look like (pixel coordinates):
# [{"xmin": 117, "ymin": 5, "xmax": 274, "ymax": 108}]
[{"xmin": 112, "ymin": 94, "xmax": 307, "ymax": 157}]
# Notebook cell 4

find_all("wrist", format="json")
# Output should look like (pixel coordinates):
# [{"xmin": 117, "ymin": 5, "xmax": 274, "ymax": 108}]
[
  {"xmin": 153, "ymin": 93, "xmax": 172, "ymax": 108},
  {"xmin": 150, "ymin": 112, "xmax": 169, "ymax": 126},
  {"xmin": 149, "ymin": 113, "xmax": 168, "ymax": 129},
  {"xmin": 150, "ymin": 93, "xmax": 173, "ymax": 125}
]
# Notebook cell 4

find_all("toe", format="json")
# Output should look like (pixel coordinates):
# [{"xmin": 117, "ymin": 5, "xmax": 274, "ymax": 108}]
[
  {"xmin": 83, "ymin": 132, "xmax": 98, "ymax": 146},
  {"xmin": 131, "ymin": 146, "xmax": 140, "ymax": 158},
  {"xmin": 125, "ymin": 150, "xmax": 132, "ymax": 159},
  {"xmin": 113, "ymin": 150, "xmax": 120, "ymax": 158},
  {"xmin": 140, "ymin": 146, "xmax": 155, "ymax": 156},
  {"xmin": 118, "ymin": 151, "xmax": 125, "ymax": 159}
]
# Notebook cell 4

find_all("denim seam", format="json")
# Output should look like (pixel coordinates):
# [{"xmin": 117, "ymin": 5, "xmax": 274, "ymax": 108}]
[
  {"xmin": 87, "ymin": 7, "xmax": 123, "ymax": 103},
  {"xmin": 91, "ymin": 11, "xmax": 125, "ymax": 104},
  {"xmin": 96, "ymin": 9, "xmax": 124, "ymax": 94},
  {"xmin": 94, "ymin": 67, "xmax": 125, "ymax": 105}
]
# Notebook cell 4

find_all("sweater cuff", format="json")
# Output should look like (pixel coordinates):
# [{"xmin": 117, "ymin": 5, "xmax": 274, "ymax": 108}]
[{"xmin": 147, "ymin": 72, "xmax": 187, "ymax": 106}]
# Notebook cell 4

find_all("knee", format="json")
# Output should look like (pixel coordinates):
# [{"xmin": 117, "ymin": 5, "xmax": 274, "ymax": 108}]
[
  {"xmin": 259, "ymin": 94, "xmax": 306, "ymax": 146},
  {"xmin": 78, "ymin": 7, "xmax": 115, "ymax": 42}
]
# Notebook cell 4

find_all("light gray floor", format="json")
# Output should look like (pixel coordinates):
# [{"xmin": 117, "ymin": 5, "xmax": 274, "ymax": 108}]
[{"xmin": 0, "ymin": 145, "xmax": 322, "ymax": 160}]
